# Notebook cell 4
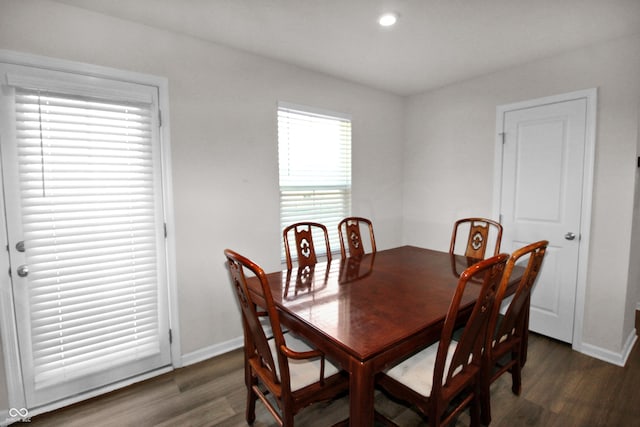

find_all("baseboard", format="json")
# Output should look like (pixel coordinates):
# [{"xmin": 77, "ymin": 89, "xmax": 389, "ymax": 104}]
[
  {"xmin": 579, "ymin": 329, "xmax": 637, "ymax": 367},
  {"xmin": 180, "ymin": 335, "xmax": 244, "ymax": 367}
]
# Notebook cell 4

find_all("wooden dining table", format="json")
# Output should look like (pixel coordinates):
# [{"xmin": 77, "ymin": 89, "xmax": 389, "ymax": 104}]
[{"xmin": 250, "ymin": 245, "xmax": 520, "ymax": 426}]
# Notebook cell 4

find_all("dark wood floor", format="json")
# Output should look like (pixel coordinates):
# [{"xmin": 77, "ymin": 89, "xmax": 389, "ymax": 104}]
[{"xmin": 27, "ymin": 315, "xmax": 640, "ymax": 426}]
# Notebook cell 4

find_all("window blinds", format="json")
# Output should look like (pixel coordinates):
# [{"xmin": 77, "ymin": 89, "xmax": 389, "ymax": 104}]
[
  {"xmin": 278, "ymin": 104, "xmax": 352, "ymax": 259},
  {"xmin": 14, "ymin": 88, "xmax": 163, "ymax": 389}
]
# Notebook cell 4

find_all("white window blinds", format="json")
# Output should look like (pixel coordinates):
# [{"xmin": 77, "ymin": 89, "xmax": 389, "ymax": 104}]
[
  {"xmin": 14, "ymin": 88, "xmax": 166, "ymax": 391},
  {"xmin": 278, "ymin": 103, "xmax": 352, "ymax": 260}
]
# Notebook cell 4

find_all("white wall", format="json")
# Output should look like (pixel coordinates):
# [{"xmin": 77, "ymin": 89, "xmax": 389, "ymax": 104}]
[
  {"xmin": 403, "ymin": 34, "xmax": 640, "ymax": 357},
  {"xmin": 0, "ymin": 0, "xmax": 405, "ymax": 411}
]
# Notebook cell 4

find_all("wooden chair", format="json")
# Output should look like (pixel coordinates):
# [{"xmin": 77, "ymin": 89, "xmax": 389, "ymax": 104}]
[
  {"xmin": 375, "ymin": 253, "xmax": 509, "ymax": 427},
  {"xmin": 480, "ymin": 240, "xmax": 548, "ymax": 425},
  {"xmin": 224, "ymin": 249, "xmax": 348, "ymax": 426},
  {"xmin": 449, "ymin": 217, "xmax": 503, "ymax": 259},
  {"xmin": 337, "ymin": 216, "xmax": 376, "ymax": 258},
  {"xmin": 283, "ymin": 222, "xmax": 332, "ymax": 270}
]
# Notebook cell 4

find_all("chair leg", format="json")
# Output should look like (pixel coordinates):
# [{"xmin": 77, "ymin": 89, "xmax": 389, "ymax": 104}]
[
  {"xmin": 469, "ymin": 393, "xmax": 481, "ymax": 427},
  {"xmin": 480, "ymin": 380, "xmax": 492, "ymax": 425},
  {"xmin": 511, "ymin": 357, "xmax": 522, "ymax": 395},
  {"xmin": 282, "ymin": 410, "xmax": 294, "ymax": 427},
  {"xmin": 428, "ymin": 404, "xmax": 441, "ymax": 427},
  {"xmin": 246, "ymin": 385, "xmax": 257, "ymax": 424},
  {"xmin": 479, "ymin": 361, "xmax": 492, "ymax": 426},
  {"xmin": 245, "ymin": 372, "xmax": 257, "ymax": 424}
]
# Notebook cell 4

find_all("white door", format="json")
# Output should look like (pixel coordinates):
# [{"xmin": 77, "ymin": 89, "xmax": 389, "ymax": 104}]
[
  {"xmin": 497, "ymin": 92, "xmax": 594, "ymax": 344},
  {"xmin": 0, "ymin": 62, "xmax": 172, "ymax": 409}
]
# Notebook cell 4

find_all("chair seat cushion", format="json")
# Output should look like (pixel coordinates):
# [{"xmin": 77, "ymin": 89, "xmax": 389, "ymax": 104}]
[
  {"xmin": 268, "ymin": 333, "xmax": 341, "ymax": 391},
  {"xmin": 383, "ymin": 340, "xmax": 458, "ymax": 397}
]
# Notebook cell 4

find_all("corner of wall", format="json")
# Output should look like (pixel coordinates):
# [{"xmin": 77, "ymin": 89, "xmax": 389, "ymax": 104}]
[{"xmin": 579, "ymin": 330, "xmax": 637, "ymax": 367}]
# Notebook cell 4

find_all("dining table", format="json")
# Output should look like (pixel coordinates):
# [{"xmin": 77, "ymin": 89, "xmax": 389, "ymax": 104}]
[{"xmin": 249, "ymin": 245, "xmax": 522, "ymax": 426}]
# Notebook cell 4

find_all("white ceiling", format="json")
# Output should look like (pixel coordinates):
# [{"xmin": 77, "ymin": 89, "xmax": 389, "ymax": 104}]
[{"xmin": 55, "ymin": 0, "xmax": 640, "ymax": 95}]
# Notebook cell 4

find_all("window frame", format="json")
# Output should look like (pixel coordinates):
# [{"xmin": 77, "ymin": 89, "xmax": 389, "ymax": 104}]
[{"xmin": 277, "ymin": 101, "xmax": 352, "ymax": 263}]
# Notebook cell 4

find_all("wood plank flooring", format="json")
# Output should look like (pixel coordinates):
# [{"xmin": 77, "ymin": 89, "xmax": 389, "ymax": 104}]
[{"xmin": 27, "ymin": 316, "xmax": 640, "ymax": 426}]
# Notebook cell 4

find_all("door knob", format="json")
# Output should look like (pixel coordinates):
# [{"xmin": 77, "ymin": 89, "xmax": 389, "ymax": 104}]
[
  {"xmin": 17, "ymin": 265, "xmax": 29, "ymax": 277},
  {"xmin": 564, "ymin": 232, "xmax": 576, "ymax": 241}
]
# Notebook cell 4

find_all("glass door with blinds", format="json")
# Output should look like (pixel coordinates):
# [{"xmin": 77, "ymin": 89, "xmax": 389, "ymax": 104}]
[{"xmin": 0, "ymin": 63, "xmax": 172, "ymax": 408}]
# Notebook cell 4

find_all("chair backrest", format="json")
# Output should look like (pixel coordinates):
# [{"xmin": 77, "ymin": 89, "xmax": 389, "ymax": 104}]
[
  {"xmin": 433, "ymin": 253, "xmax": 509, "ymax": 398},
  {"xmin": 224, "ymin": 249, "xmax": 290, "ymax": 392},
  {"xmin": 283, "ymin": 222, "xmax": 332, "ymax": 270},
  {"xmin": 449, "ymin": 217, "xmax": 503, "ymax": 259},
  {"xmin": 449, "ymin": 252, "xmax": 483, "ymax": 279},
  {"xmin": 490, "ymin": 240, "xmax": 548, "ymax": 351},
  {"xmin": 337, "ymin": 216, "xmax": 376, "ymax": 258}
]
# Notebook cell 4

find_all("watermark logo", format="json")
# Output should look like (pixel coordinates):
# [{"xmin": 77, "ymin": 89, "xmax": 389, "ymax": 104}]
[{"xmin": 7, "ymin": 407, "xmax": 31, "ymax": 423}]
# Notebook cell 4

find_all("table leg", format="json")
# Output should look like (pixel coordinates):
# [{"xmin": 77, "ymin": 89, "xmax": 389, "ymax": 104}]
[{"xmin": 349, "ymin": 359, "xmax": 375, "ymax": 426}]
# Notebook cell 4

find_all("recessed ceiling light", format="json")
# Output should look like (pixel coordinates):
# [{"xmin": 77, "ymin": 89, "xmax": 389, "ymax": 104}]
[{"xmin": 378, "ymin": 13, "xmax": 398, "ymax": 27}]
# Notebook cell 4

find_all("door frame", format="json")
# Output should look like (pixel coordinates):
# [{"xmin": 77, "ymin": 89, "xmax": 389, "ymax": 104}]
[
  {"xmin": 492, "ymin": 88, "xmax": 597, "ymax": 353},
  {"xmin": 0, "ymin": 49, "xmax": 181, "ymax": 416}
]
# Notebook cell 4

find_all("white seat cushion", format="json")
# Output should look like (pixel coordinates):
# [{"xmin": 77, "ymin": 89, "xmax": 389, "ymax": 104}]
[
  {"xmin": 268, "ymin": 333, "xmax": 341, "ymax": 391},
  {"xmin": 384, "ymin": 340, "xmax": 458, "ymax": 397}
]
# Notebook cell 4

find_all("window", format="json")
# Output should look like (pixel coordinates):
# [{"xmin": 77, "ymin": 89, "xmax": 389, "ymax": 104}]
[
  {"xmin": 277, "ymin": 103, "xmax": 352, "ymax": 261},
  {"xmin": 0, "ymin": 59, "xmax": 172, "ymax": 409}
]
